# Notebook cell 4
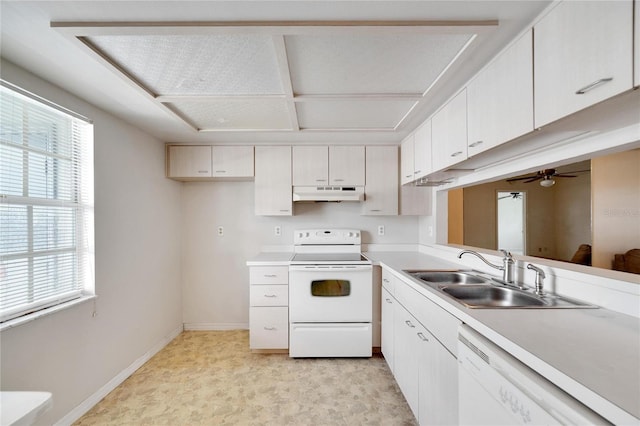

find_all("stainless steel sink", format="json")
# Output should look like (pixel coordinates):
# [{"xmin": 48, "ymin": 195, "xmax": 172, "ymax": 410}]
[
  {"xmin": 407, "ymin": 270, "xmax": 489, "ymax": 285},
  {"xmin": 440, "ymin": 284, "xmax": 546, "ymax": 308},
  {"xmin": 404, "ymin": 270, "xmax": 597, "ymax": 309}
]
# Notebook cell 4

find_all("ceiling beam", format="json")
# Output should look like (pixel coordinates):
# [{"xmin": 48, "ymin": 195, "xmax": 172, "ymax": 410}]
[{"xmin": 271, "ymin": 35, "xmax": 299, "ymax": 131}]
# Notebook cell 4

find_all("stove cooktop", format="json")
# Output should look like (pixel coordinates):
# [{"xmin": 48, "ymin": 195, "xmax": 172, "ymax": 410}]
[{"xmin": 290, "ymin": 252, "xmax": 370, "ymax": 264}]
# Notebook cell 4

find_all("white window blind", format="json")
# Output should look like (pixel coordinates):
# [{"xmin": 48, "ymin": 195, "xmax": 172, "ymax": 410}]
[{"xmin": 0, "ymin": 81, "xmax": 94, "ymax": 323}]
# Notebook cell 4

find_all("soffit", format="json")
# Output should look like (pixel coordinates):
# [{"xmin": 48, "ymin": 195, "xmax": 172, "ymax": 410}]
[{"xmin": 59, "ymin": 22, "xmax": 490, "ymax": 133}]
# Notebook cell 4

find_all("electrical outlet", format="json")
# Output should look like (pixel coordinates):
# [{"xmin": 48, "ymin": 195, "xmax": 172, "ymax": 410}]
[
  {"xmin": 428, "ymin": 226, "xmax": 433, "ymax": 237},
  {"xmin": 378, "ymin": 225, "xmax": 385, "ymax": 236},
  {"xmin": 217, "ymin": 226, "xmax": 224, "ymax": 236},
  {"xmin": 274, "ymin": 226, "xmax": 281, "ymax": 236}
]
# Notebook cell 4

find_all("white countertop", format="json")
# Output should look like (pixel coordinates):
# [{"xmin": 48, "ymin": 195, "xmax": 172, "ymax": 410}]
[
  {"xmin": 246, "ymin": 252, "xmax": 293, "ymax": 266},
  {"xmin": 364, "ymin": 251, "xmax": 640, "ymax": 425},
  {"xmin": 0, "ymin": 391, "xmax": 52, "ymax": 426}
]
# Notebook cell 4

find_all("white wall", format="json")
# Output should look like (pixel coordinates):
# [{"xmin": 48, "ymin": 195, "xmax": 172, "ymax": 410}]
[
  {"xmin": 181, "ymin": 181, "xmax": 419, "ymax": 328},
  {"xmin": 0, "ymin": 61, "xmax": 183, "ymax": 424}
]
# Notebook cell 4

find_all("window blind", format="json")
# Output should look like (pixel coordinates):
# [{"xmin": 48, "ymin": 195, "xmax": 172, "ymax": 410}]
[{"xmin": 0, "ymin": 81, "xmax": 94, "ymax": 323}]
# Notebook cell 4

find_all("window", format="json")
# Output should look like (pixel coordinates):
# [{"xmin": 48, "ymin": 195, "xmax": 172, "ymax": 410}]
[{"xmin": 0, "ymin": 81, "xmax": 94, "ymax": 323}]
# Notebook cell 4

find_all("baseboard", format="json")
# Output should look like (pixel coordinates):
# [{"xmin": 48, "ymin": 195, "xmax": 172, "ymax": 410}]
[
  {"xmin": 55, "ymin": 324, "xmax": 183, "ymax": 426},
  {"xmin": 183, "ymin": 322, "xmax": 249, "ymax": 331}
]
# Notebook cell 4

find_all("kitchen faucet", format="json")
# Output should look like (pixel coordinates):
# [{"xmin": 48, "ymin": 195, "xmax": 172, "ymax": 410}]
[
  {"xmin": 458, "ymin": 249, "xmax": 515, "ymax": 284},
  {"xmin": 526, "ymin": 264, "xmax": 546, "ymax": 296}
]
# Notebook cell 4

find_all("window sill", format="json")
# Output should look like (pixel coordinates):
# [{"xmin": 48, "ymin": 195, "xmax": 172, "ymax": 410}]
[{"xmin": 0, "ymin": 294, "xmax": 97, "ymax": 332}]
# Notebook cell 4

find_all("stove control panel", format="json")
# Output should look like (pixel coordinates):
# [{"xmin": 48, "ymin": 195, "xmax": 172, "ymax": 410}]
[{"xmin": 294, "ymin": 229, "xmax": 361, "ymax": 245}]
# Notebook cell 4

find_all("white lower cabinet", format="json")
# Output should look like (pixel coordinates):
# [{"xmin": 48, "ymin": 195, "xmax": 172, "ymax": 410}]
[
  {"xmin": 381, "ymin": 287, "xmax": 395, "ymax": 372},
  {"xmin": 381, "ymin": 267, "xmax": 460, "ymax": 425},
  {"xmin": 249, "ymin": 266, "xmax": 289, "ymax": 350}
]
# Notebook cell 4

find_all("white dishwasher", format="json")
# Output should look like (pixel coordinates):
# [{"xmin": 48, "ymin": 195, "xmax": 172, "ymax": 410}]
[{"xmin": 457, "ymin": 325, "xmax": 610, "ymax": 425}]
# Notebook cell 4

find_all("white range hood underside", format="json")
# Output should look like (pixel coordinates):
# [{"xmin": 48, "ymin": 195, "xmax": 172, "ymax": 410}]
[{"xmin": 292, "ymin": 186, "xmax": 364, "ymax": 202}]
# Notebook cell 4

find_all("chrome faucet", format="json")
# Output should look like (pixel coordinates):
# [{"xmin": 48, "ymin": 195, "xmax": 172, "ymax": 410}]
[
  {"xmin": 458, "ymin": 249, "xmax": 515, "ymax": 284},
  {"xmin": 526, "ymin": 264, "xmax": 546, "ymax": 296}
]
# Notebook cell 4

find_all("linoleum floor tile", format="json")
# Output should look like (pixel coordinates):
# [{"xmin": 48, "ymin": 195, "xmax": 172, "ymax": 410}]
[{"xmin": 74, "ymin": 330, "xmax": 417, "ymax": 425}]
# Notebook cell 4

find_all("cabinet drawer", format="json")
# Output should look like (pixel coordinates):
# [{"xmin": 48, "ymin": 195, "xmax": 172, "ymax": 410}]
[
  {"xmin": 249, "ymin": 266, "xmax": 289, "ymax": 285},
  {"xmin": 395, "ymin": 280, "xmax": 462, "ymax": 357},
  {"xmin": 250, "ymin": 285, "xmax": 288, "ymax": 307},
  {"xmin": 250, "ymin": 307, "xmax": 289, "ymax": 349}
]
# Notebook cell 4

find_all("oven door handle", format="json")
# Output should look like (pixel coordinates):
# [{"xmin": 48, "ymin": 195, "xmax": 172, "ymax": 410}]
[{"xmin": 289, "ymin": 265, "xmax": 372, "ymax": 271}]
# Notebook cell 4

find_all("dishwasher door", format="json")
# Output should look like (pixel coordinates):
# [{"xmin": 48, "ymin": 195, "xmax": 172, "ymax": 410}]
[{"xmin": 457, "ymin": 325, "xmax": 610, "ymax": 425}]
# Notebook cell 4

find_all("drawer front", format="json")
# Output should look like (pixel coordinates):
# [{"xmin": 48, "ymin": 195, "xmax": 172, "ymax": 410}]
[
  {"xmin": 250, "ymin": 307, "xmax": 288, "ymax": 349},
  {"xmin": 395, "ymin": 280, "xmax": 462, "ymax": 357},
  {"xmin": 381, "ymin": 268, "xmax": 396, "ymax": 295},
  {"xmin": 249, "ymin": 266, "xmax": 289, "ymax": 285},
  {"xmin": 250, "ymin": 285, "xmax": 288, "ymax": 307}
]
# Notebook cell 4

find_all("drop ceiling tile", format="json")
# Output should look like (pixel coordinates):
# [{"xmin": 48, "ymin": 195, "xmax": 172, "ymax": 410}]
[
  {"xmin": 168, "ymin": 99, "xmax": 292, "ymax": 130},
  {"xmin": 296, "ymin": 100, "xmax": 417, "ymax": 129},
  {"xmin": 86, "ymin": 35, "xmax": 284, "ymax": 95},
  {"xmin": 286, "ymin": 34, "xmax": 474, "ymax": 95}
]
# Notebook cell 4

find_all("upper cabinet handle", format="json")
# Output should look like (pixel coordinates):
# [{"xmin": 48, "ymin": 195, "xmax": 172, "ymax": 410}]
[
  {"xmin": 333, "ymin": 179, "xmax": 344, "ymax": 182},
  {"xmin": 469, "ymin": 141, "xmax": 484, "ymax": 148},
  {"xmin": 575, "ymin": 78, "xmax": 613, "ymax": 95},
  {"xmin": 450, "ymin": 151, "xmax": 463, "ymax": 157}
]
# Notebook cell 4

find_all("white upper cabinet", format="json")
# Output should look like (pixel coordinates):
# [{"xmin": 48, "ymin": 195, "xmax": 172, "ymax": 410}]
[
  {"xmin": 329, "ymin": 145, "xmax": 365, "ymax": 186},
  {"xmin": 292, "ymin": 145, "xmax": 365, "ymax": 186},
  {"xmin": 467, "ymin": 30, "xmax": 534, "ymax": 157},
  {"xmin": 167, "ymin": 145, "xmax": 212, "ymax": 179},
  {"xmin": 211, "ymin": 146, "xmax": 254, "ymax": 178},
  {"xmin": 413, "ymin": 121, "xmax": 432, "ymax": 180},
  {"xmin": 400, "ymin": 120, "xmax": 431, "ymax": 185},
  {"xmin": 534, "ymin": 0, "xmax": 633, "ymax": 128},
  {"xmin": 292, "ymin": 146, "xmax": 328, "ymax": 185},
  {"xmin": 635, "ymin": 1, "xmax": 640, "ymax": 87},
  {"xmin": 400, "ymin": 133, "xmax": 415, "ymax": 185},
  {"xmin": 431, "ymin": 89, "xmax": 468, "ymax": 172},
  {"xmin": 254, "ymin": 146, "xmax": 292, "ymax": 216},
  {"xmin": 363, "ymin": 146, "xmax": 398, "ymax": 216}
]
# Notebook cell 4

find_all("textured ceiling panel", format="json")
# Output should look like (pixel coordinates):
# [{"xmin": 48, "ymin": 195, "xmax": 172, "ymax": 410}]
[
  {"xmin": 87, "ymin": 35, "xmax": 284, "ymax": 95},
  {"xmin": 296, "ymin": 100, "xmax": 418, "ymax": 129},
  {"xmin": 286, "ymin": 34, "xmax": 474, "ymax": 95},
  {"xmin": 168, "ymin": 99, "xmax": 292, "ymax": 130}
]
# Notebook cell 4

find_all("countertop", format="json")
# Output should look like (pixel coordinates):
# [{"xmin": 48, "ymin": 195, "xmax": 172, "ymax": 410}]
[
  {"xmin": 364, "ymin": 251, "xmax": 640, "ymax": 425},
  {"xmin": 246, "ymin": 252, "xmax": 293, "ymax": 266},
  {"xmin": 0, "ymin": 391, "xmax": 52, "ymax": 426}
]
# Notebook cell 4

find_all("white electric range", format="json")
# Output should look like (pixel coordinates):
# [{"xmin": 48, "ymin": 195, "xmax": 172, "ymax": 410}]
[{"xmin": 288, "ymin": 229, "xmax": 373, "ymax": 358}]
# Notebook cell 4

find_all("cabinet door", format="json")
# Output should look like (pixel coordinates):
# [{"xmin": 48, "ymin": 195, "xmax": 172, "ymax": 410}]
[
  {"xmin": 393, "ymin": 302, "xmax": 420, "ymax": 419},
  {"xmin": 432, "ymin": 89, "xmax": 468, "ymax": 171},
  {"xmin": 400, "ymin": 134, "xmax": 415, "ymax": 185},
  {"xmin": 467, "ymin": 30, "xmax": 534, "ymax": 157},
  {"xmin": 292, "ymin": 146, "xmax": 328, "ymax": 186},
  {"xmin": 381, "ymin": 287, "xmax": 395, "ymax": 373},
  {"xmin": 167, "ymin": 145, "xmax": 212, "ymax": 178},
  {"xmin": 413, "ymin": 120, "xmax": 432, "ymax": 179},
  {"xmin": 363, "ymin": 146, "xmax": 398, "ymax": 215},
  {"xmin": 254, "ymin": 146, "xmax": 292, "ymax": 216},
  {"xmin": 419, "ymin": 331, "xmax": 458, "ymax": 426},
  {"xmin": 534, "ymin": 0, "xmax": 633, "ymax": 128},
  {"xmin": 636, "ymin": 2, "xmax": 640, "ymax": 87},
  {"xmin": 329, "ymin": 145, "xmax": 365, "ymax": 186},
  {"xmin": 211, "ymin": 146, "xmax": 254, "ymax": 177}
]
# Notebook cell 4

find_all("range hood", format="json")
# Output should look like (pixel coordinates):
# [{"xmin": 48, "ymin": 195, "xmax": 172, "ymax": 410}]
[{"xmin": 292, "ymin": 186, "xmax": 365, "ymax": 202}]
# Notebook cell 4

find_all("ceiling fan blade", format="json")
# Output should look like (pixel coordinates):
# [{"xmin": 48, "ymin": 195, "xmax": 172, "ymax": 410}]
[
  {"xmin": 554, "ymin": 174, "xmax": 577, "ymax": 178},
  {"xmin": 524, "ymin": 176, "xmax": 543, "ymax": 183},
  {"xmin": 506, "ymin": 175, "xmax": 538, "ymax": 182}
]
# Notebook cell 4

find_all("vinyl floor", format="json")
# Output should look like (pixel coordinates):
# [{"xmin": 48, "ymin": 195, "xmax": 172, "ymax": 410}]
[{"xmin": 74, "ymin": 330, "xmax": 417, "ymax": 425}]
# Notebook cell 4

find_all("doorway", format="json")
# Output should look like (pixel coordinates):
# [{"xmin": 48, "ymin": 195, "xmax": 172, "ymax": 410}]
[{"xmin": 497, "ymin": 191, "xmax": 526, "ymax": 255}]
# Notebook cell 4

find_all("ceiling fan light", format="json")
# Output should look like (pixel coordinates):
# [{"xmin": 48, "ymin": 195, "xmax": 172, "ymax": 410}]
[{"xmin": 540, "ymin": 177, "xmax": 555, "ymax": 187}]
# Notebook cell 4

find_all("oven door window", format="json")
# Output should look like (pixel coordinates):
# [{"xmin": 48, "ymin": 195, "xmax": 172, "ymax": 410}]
[{"xmin": 311, "ymin": 280, "xmax": 351, "ymax": 297}]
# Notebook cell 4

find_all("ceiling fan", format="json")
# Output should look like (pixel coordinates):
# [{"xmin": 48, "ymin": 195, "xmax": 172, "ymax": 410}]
[
  {"xmin": 498, "ymin": 192, "xmax": 523, "ymax": 200},
  {"xmin": 506, "ymin": 168, "xmax": 589, "ymax": 187}
]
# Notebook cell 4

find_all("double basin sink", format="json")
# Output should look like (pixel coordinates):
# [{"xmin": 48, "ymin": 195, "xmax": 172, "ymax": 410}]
[{"xmin": 404, "ymin": 271, "xmax": 596, "ymax": 309}]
